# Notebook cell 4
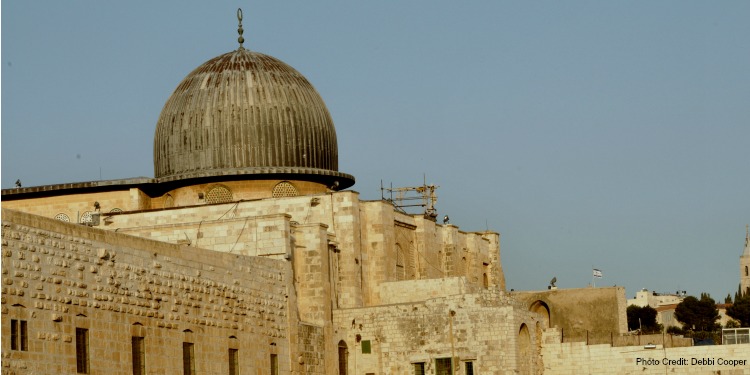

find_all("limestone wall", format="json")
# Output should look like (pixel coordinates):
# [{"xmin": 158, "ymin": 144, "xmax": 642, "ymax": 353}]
[
  {"xmin": 1, "ymin": 209, "xmax": 297, "ymax": 375},
  {"xmin": 542, "ymin": 329, "xmax": 750, "ymax": 374},
  {"xmin": 512, "ymin": 287, "xmax": 628, "ymax": 337},
  {"xmin": 332, "ymin": 289, "xmax": 540, "ymax": 375},
  {"xmin": 1, "ymin": 189, "xmax": 136, "ymax": 223},
  {"xmin": 378, "ymin": 277, "xmax": 478, "ymax": 305}
]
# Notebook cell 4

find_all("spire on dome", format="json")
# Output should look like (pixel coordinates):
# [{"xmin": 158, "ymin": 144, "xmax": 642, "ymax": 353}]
[{"xmin": 237, "ymin": 8, "xmax": 245, "ymax": 50}]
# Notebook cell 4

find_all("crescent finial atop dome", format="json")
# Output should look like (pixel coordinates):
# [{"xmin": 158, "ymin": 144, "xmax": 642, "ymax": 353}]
[{"xmin": 237, "ymin": 8, "xmax": 245, "ymax": 50}]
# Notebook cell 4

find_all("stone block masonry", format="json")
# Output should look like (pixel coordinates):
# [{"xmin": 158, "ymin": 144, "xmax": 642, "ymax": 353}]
[
  {"xmin": 542, "ymin": 329, "xmax": 750, "ymax": 374},
  {"xmin": 333, "ymin": 288, "xmax": 541, "ymax": 375},
  {"xmin": 1, "ymin": 208, "xmax": 296, "ymax": 375}
]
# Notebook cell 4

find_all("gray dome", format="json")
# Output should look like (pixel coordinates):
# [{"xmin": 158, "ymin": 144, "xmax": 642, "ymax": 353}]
[{"xmin": 153, "ymin": 48, "xmax": 354, "ymax": 188}]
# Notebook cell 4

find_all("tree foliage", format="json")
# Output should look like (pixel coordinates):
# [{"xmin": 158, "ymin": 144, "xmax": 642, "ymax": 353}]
[
  {"xmin": 674, "ymin": 293, "xmax": 720, "ymax": 332},
  {"xmin": 726, "ymin": 295, "xmax": 750, "ymax": 327},
  {"xmin": 626, "ymin": 305, "xmax": 662, "ymax": 333}
]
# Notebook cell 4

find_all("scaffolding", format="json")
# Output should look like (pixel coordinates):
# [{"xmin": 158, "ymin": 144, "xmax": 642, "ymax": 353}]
[{"xmin": 380, "ymin": 178, "xmax": 439, "ymax": 221}]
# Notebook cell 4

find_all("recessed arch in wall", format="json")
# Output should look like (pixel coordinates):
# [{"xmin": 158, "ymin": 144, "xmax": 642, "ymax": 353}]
[
  {"xmin": 529, "ymin": 300, "xmax": 551, "ymax": 329},
  {"xmin": 164, "ymin": 194, "xmax": 174, "ymax": 208},
  {"xmin": 518, "ymin": 324, "xmax": 532, "ymax": 375}
]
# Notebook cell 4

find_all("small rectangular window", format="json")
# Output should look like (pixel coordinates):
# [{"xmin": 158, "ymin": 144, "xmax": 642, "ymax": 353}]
[
  {"xmin": 270, "ymin": 353, "xmax": 278, "ymax": 375},
  {"xmin": 10, "ymin": 319, "xmax": 28, "ymax": 351},
  {"xmin": 464, "ymin": 361, "xmax": 474, "ymax": 375},
  {"xmin": 20, "ymin": 320, "xmax": 28, "ymax": 351},
  {"xmin": 361, "ymin": 340, "xmax": 371, "ymax": 354},
  {"xmin": 435, "ymin": 357, "xmax": 453, "ymax": 375},
  {"xmin": 228, "ymin": 348, "xmax": 238, "ymax": 375},
  {"xmin": 11, "ymin": 319, "xmax": 18, "ymax": 351},
  {"xmin": 132, "ymin": 336, "xmax": 145, "ymax": 375},
  {"xmin": 76, "ymin": 328, "xmax": 89, "ymax": 374},
  {"xmin": 413, "ymin": 362, "xmax": 425, "ymax": 375},
  {"xmin": 183, "ymin": 342, "xmax": 195, "ymax": 375}
]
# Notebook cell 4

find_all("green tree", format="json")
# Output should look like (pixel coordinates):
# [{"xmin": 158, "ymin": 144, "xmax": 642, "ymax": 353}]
[
  {"xmin": 626, "ymin": 305, "xmax": 662, "ymax": 333},
  {"xmin": 674, "ymin": 293, "xmax": 720, "ymax": 332},
  {"xmin": 725, "ymin": 293, "xmax": 733, "ymax": 304},
  {"xmin": 726, "ymin": 295, "xmax": 750, "ymax": 327}
]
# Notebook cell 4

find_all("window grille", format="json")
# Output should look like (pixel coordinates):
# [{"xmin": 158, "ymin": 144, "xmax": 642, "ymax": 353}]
[
  {"xmin": 55, "ymin": 213, "xmax": 70, "ymax": 222},
  {"xmin": 272, "ymin": 181, "xmax": 298, "ymax": 198},
  {"xmin": 10, "ymin": 319, "xmax": 28, "ymax": 351},
  {"xmin": 206, "ymin": 186, "xmax": 233, "ymax": 204},
  {"xmin": 435, "ymin": 358, "xmax": 453, "ymax": 375},
  {"xmin": 79, "ymin": 211, "xmax": 93, "ymax": 225}
]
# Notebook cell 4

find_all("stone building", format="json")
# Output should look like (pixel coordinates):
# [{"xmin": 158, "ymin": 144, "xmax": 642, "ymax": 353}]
[{"xmin": 1, "ymin": 11, "xmax": 639, "ymax": 375}]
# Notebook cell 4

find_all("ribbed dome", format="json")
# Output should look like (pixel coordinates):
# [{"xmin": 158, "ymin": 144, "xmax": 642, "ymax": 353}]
[{"xmin": 153, "ymin": 48, "xmax": 354, "ymax": 188}]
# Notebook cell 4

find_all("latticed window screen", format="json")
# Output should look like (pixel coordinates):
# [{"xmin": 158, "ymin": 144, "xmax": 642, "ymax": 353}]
[
  {"xmin": 55, "ymin": 213, "xmax": 70, "ymax": 222},
  {"xmin": 272, "ymin": 181, "xmax": 299, "ymax": 198},
  {"xmin": 206, "ymin": 186, "xmax": 233, "ymax": 204},
  {"xmin": 79, "ymin": 211, "xmax": 93, "ymax": 224},
  {"xmin": 110, "ymin": 208, "xmax": 123, "ymax": 213},
  {"xmin": 413, "ymin": 363, "xmax": 425, "ymax": 375}
]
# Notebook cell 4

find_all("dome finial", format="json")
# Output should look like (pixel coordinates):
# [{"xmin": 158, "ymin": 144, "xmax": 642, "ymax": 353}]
[{"xmin": 237, "ymin": 8, "xmax": 245, "ymax": 50}]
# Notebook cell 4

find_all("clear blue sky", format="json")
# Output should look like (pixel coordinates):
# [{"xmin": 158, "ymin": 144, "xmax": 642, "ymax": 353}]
[{"xmin": 3, "ymin": 1, "xmax": 749, "ymax": 301}]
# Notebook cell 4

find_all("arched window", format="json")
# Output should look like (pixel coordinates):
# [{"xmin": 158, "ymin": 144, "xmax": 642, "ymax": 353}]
[
  {"xmin": 206, "ymin": 186, "xmax": 233, "ymax": 204},
  {"xmin": 79, "ymin": 211, "xmax": 93, "ymax": 224},
  {"xmin": 746, "ymin": 265, "xmax": 748, "ymax": 277},
  {"xmin": 272, "ymin": 181, "xmax": 298, "ymax": 198},
  {"xmin": 55, "ymin": 213, "xmax": 70, "ymax": 222}
]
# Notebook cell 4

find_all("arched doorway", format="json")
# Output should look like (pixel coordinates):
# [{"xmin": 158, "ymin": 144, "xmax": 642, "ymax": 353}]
[{"xmin": 338, "ymin": 340, "xmax": 348, "ymax": 375}]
